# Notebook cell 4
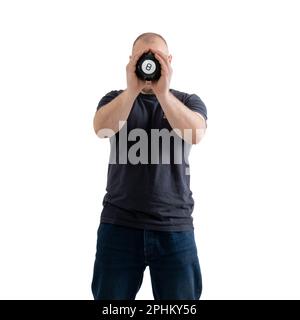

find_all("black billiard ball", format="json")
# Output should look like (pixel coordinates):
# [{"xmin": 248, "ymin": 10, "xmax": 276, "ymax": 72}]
[{"xmin": 135, "ymin": 51, "xmax": 161, "ymax": 81}]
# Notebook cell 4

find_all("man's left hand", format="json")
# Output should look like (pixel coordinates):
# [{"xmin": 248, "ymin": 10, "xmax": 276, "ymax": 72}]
[{"xmin": 150, "ymin": 49, "xmax": 173, "ymax": 98}]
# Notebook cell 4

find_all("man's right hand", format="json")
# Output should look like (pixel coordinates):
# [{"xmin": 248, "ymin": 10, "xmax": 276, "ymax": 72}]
[{"xmin": 126, "ymin": 48, "xmax": 150, "ymax": 96}]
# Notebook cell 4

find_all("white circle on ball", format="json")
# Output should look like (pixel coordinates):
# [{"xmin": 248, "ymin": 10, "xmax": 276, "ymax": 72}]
[{"xmin": 141, "ymin": 60, "xmax": 156, "ymax": 74}]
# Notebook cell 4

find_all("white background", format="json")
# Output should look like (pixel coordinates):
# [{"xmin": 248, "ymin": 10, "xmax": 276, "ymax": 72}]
[{"xmin": 0, "ymin": 0, "xmax": 299, "ymax": 299}]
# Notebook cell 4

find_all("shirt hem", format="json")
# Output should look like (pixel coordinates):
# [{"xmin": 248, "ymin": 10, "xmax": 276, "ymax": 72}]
[{"xmin": 100, "ymin": 217, "xmax": 194, "ymax": 232}]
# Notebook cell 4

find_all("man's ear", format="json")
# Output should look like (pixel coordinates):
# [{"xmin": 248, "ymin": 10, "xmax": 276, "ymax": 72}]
[
  {"xmin": 168, "ymin": 54, "xmax": 173, "ymax": 63},
  {"xmin": 129, "ymin": 55, "xmax": 132, "ymax": 60}
]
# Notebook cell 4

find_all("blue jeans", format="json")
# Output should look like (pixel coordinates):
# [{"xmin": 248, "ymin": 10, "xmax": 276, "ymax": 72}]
[{"xmin": 91, "ymin": 222, "xmax": 202, "ymax": 300}]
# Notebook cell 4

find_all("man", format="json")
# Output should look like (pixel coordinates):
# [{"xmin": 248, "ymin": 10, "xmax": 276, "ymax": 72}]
[{"xmin": 91, "ymin": 32, "xmax": 208, "ymax": 300}]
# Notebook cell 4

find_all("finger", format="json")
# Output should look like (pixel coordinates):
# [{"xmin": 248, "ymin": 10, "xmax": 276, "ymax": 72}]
[
  {"xmin": 153, "ymin": 49, "xmax": 169, "ymax": 62},
  {"xmin": 127, "ymin": 52, "xmax": 142, "ymax": 72},
  {"xmin": 128, "ymin": 48, "xmax": 151, "ymax": 71},
  {"xmin": 154, "ymin": 52, "xmax": 169, "ymax": 73},
  {"xmin": 131, "ymin": 47, "xmax": 151, "ymax": 63}
]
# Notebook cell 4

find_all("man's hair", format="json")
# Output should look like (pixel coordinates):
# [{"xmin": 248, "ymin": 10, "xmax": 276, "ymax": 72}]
[{"xmin": 132, "ymin": 32, "xmax": 168, "ymax": 49}]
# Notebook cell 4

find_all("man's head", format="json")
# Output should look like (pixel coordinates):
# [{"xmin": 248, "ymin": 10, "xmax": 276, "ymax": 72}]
[{"xmin": 130, "ymin": 32, "xmax": 172, "ymax": 93}]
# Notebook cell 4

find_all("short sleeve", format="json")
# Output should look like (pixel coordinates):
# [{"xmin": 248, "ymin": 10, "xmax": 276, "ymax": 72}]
[
  {"xmin": 96, "ymin": 90, "xmax": 123, "ymax": 111},
  {"xmin": 184, "ymin": 93, "xmax": 208, "ymax": 121}
]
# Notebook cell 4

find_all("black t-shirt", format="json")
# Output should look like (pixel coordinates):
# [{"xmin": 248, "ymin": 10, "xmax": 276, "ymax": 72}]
[{"xmin": 96, "ymin": 88, "xmax": 208, "ymax": 231}]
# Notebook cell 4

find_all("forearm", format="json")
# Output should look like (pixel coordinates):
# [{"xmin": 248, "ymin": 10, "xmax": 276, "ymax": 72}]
[
  {"xmin": 93, "ymin": 89, "xmax": 138, "ymax": 138},
  {"xmin": 157, "ymin": 92, "xmax": 207, "ymax": 144}
]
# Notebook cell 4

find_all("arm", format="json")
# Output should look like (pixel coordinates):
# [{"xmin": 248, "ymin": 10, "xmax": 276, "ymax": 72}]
[
  {"xmin": 93, "ymin": 89, "xmax": 138, "ymax": 138},
  {"xmin": 149, "ymin": 48, "xmax": 207, "ymax": 144},
  {"xmin": 93, "ymin": 47, "xmax": 152, "ymax": 138},
  {"xmin": 157, "ymin": 92, "xmax": 207, "ymax": 144}
]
